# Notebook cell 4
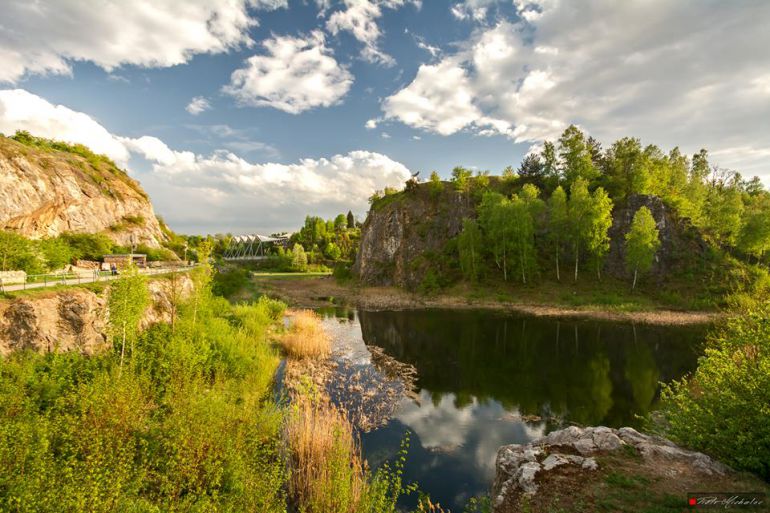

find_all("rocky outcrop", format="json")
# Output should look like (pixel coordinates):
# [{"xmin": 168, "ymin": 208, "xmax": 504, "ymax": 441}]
[
  {"xmin": 354, "ymin": 184, "xmax": 709, "ymax": 289},
  {"xmin": 0, "ymin": 274, "xmax": 192, "ymax": 355},
  {"xmin": 606, "ymin": 194, "xmax": 708, "ymax": 282},
  {"xmin": 0, "ymin": 136, "xmax": 166, "ymax": 247},
  {"xmin": 353, "ymin": 184, "xmax": 474, "ymax": 289},
  {"xmin": 493, "ymin": 426, "xmax": 730, "ymax": 512}
]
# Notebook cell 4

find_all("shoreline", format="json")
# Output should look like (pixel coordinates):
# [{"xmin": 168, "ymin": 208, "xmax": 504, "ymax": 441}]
[{"xmin": 253, "ymin": 275, "xmax": 723, "ymax": 326}]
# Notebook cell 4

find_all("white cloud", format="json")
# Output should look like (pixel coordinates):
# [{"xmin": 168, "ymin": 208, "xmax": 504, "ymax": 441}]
[
  {"xmin": 382, "ymin": 1, "xmax": 770, "ymax": 178},
  {"xmin": 0, "ymin": 0, "xmax": 291, "ymax": 83},
  {"xmin": 223, "ymin": 31, "xmax": 353, "ymax": 114},
  {"xmin": 451, "ymin": 0, "xmax": 497, "ymax": 21},
  {"xmin": 0, "ymin": 89, "xmax": 130, "ymax": 164},
  {"xmin": 381, "ymin": 132, "xmax": 391, "ymax": 139},
  {"xmin": 326, "ymin": 0, "xmax": 420, "ymax": 67},
  {"xmin": 0, "ymin": 89, "xmax": 411, "ymax": 233},
  {"xmin": 186, "ymin": 96, "xmax": 211, "ymax": 115},
  {"xmin": 365, "ymin": 118, "xmax": 380, "ymax": 129}
]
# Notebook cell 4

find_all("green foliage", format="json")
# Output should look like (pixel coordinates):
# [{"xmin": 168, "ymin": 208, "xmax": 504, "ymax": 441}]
[
  {"xmin": 291, "ymin": 244, "xmax": 309, "ymax": 272},
  {"xmin": 547, "ymin": 186, "xmax": 569, "ymax": 280},
  {"xmin": 659, "ymin": 305, "xmax": 770, "ymax": 479},
  {"xmin": 451, "ymin": 166, "xmax": 473, "ymax": 193},
  {"xmin": 738, "ymin": 195, "xmax": 770, "ymax": 260},
  {"xmin": 558, "ymin": 124, "xmax": 598, "ymax": 186},
  {"xmin": 212, "ymin": 267, "xmax": 251, "ymax": 298},
  {"xmin": 458, "ymin": 219, "xmax": 483, "ymax": 282},
  {"xmin": 586, "ymin": 186, "xmax": 614, "ymax": 279},
  {"xmin": 0, "ymin": 231, "xmax": 40, "ymax": 273},
  {"xmin": 0, "ymin": 270, "xmax": 289, "ymax": 512},
  {"xmin": 59, "ymin": 232, "xmax": 115, "ymax": 261},
  {"xmin": 625, "ymin": 207, "xmax": 661, "ymax": 289},
  {"xmin": 108, "ymin": 265, "xmax": 150, "ymax": 369},
  {"xmin": 39, "ymin": 237, "xmax": 73, "ymax": 270},
  {"xmin": 428, "ymin": 171, "xmax": 443, "ymax": 198}
]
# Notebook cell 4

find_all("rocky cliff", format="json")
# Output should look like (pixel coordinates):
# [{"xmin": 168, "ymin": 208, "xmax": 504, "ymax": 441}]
[
  {"xmin": 0, "ymin": 136, "xmax": 166, "ymax": 247},
  {"xmin": 0, "ymin": 274, "xmax": 192, "ymax": 355},
  {"xmin": 354, "ymin": 182, "xmax": 707, "ymax": 289},
  {"xmin": 353, "ymin": 183, "xmax": 475, "ymax": 289}
]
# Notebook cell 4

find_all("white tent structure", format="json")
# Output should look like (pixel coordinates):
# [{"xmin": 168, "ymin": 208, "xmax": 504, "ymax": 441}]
[{"xmin": 222, "ymin": 234, "xmax": 289, "ymax": 260}]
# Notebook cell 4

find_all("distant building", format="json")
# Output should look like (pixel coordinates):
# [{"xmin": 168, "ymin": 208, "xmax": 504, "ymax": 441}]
[{"xmin": 103, "ymin": 254, "xmax": 147, "ymax": 268}]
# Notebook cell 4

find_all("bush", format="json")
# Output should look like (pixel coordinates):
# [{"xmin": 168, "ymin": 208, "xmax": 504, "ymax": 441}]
[{"xmin": 658, "ymin": 304, "xmax": 770, "ymax": 479}]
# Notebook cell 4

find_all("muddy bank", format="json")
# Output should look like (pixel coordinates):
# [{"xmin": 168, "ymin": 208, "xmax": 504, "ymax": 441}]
[{"xmin": 256, "ymin": 276, "xmax": 721, "ymax": 326}]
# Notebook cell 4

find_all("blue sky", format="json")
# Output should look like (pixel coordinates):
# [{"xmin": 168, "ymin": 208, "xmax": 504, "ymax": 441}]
[{"xmin": 1, "ymin": 1, "xmax": 769, "ymax": 234}]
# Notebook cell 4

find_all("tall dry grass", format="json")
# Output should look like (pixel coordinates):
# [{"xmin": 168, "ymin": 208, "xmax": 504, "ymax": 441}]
[
  {"xmin": 284, "ymin": 400, "xmax": 366, "ymax": 513},
  {"xmin": 281, "ymin": 310, "xmax": 331, "ymax": 359}
]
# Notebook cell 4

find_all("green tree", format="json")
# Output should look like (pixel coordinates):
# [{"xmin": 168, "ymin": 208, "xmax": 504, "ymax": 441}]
[
  {"xmin": 334, "ymin": 214, "xmax": 347, "ymax": 232},
  {"xmin": 478, "ymin": 192, "xmax": 509, "ymax": 280},
  {"xmin": 324, "ymin": 242, "xmax": 342, "ymax": 261},
  {"xmin": 428, "ymin": 170, "xmax": 443, "ymax": 198},
  {"xmin": 558, "ymin": 125, "xmax": 598, "ymax": 187},
  {"xmin": 703, "ymin": 184, "xmax": 745, "ymax": 246},
  {"xmin": 451, "ymin": 166, "xmax": 473, "ymax": 197},
  {"xmin": 568, "ymin": 178, "xmax": 593, "ymax": 281},
  {"xmin": 291, "ymin": 244, "xmax": 308, "ymax": 272},
  {"xmin": 604, "ymin": 137, "xmax": 650, "ymax": 201},
  {"xmin": 739, "ymin": 195, "xmax": 770, "ymax": 261},
  {"xmin": 59, "ymin": 232, "xmax": 114, "ymax": 261},
  {"xmin": 0, "ymin": 231, "xmax": 34, "ymax": 272},
  {"xmin": 547, "ymin": 186, "xmax": 569, "ymax": 281},
  {"xmin": 40, "ymin": 237, "xmax": 73, "ymax": 270},
  {"xmin": 586, "ymin": 186, "xmax": 614, "ymax": 280},
  {"xmin": 624, "ymin": 206, "xmax": 661, "ymax": 289},
  {"xmin": 507, "ymin": 196, "xmax": 537, "ymax": 284},
  {"xmin": 346, "ymin": 210, "xmax": 355, "ymax": 229},
  {"xmin": 108, "ymin": 265, "xmax": 149, "ymax": 372},
  {"xmin": 458, "ymin": 219, "xmax": 483, "ymax": 282}
]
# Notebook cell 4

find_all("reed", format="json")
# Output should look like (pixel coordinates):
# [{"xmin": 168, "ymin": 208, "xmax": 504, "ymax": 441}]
[
  {"xmin": 281, "ymin": 310, "xmax": 331, "ymax": 359},
  {"xmin": 284, "ymin": 400, "xmax": 366, "ymax": 513}
]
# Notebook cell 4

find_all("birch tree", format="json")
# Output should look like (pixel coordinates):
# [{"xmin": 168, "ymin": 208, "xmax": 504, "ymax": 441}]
[
  {"xmin": 547, "ymin": 186, "xmax": 568, "ymax": 281},
  {"xmin": 625, "ymin": 207, "xmax": 661, "ymax": 290},
  {"xmin": 108, "ymin": 264, "xmax": 149, "ymax": 373}
]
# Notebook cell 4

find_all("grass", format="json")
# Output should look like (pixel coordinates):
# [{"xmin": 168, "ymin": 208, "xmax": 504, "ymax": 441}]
[
  {"xmin": 281, "ymin": 310, "xmax": 331, "ymax": 359},
  {"xmin": 454, "ymin": 274, "xmax": 714, "ymax": 313}
]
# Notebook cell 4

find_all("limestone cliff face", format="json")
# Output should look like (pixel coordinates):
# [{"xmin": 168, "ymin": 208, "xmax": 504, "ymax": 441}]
[
  {"xmin": 0, "ymin": 274, "xmax": 192, "ymax": 355},
  {"xmin": 353, "ymin": 184, "xmax": 475, "ymax": 290},
  {"xmin": 0, "ymin": 136, "xmax": 166, "ymax": 247},
  {"xmin": 354, "ymin": 183, "xmax": 707, "ymax": 289}
]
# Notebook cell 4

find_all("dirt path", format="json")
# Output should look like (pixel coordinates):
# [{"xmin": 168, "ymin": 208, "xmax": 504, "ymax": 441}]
[{"xmin": 254, "ymin": 275, "xmax": 722, "ymax": 326}]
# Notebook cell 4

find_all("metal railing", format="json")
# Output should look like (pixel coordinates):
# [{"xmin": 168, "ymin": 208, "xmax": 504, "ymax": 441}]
[{"xmin": 0, "ymin": 265, "xmax": 196, "ymax": 293}]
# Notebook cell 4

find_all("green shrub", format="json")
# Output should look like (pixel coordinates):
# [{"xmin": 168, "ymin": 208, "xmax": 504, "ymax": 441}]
[{"xmin": 658, "ymin": 304, "xmax": 770, "ymax": 479}]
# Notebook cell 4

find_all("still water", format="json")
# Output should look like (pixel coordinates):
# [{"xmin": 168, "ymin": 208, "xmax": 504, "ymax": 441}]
[{"xmin": 317, "ymin": 308, "xmax": 709, "ymax": 511}]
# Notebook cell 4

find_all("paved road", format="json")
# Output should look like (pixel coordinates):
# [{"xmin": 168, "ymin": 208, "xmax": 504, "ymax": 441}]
[{"xmin": 0, "ymin": 267, "xmax": 195, "ymax": 293}]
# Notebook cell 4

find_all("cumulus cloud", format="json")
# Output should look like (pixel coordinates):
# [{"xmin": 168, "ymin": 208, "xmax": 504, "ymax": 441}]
[
  {"xmin": 186, "ymin": 96, "xmax": 211, "ymax": 115},
  {"xmin": 382, "ymin": 1, "xmax": 770, "ymax": 177},
  {"xmin": 0, "ymin": 89, "xmax": 130, "ymax": 164},
  {"xmin": 0, "ymin": 0, "xmax": 291, "ymax": 83},
  {"xmin": 0, "ymin": 89, "xmax": 411, "ymax": 233},
  {"xmin": 326, "ymin": 0, "xmax": 420, "ymax": 67},
  {"xmin": 223, "ymin": 31, "xmax": 353, "ymax": 114}
]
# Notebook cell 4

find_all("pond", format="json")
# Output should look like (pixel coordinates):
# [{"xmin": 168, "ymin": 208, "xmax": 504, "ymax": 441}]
[{"xmin": 316, "ymin": 307, "xmax": 709, "ymax": 511}]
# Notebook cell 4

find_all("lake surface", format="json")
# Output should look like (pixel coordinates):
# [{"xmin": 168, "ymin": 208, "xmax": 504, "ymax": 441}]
[{"xmin": 317, "ymin": 308, "xmax": 709, "ymax": 511}]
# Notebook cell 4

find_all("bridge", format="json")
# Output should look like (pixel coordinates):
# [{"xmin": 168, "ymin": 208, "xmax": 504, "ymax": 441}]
[{"xmin": 222, "ymin": 234, "xmax": 289, "ymax": 260}]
